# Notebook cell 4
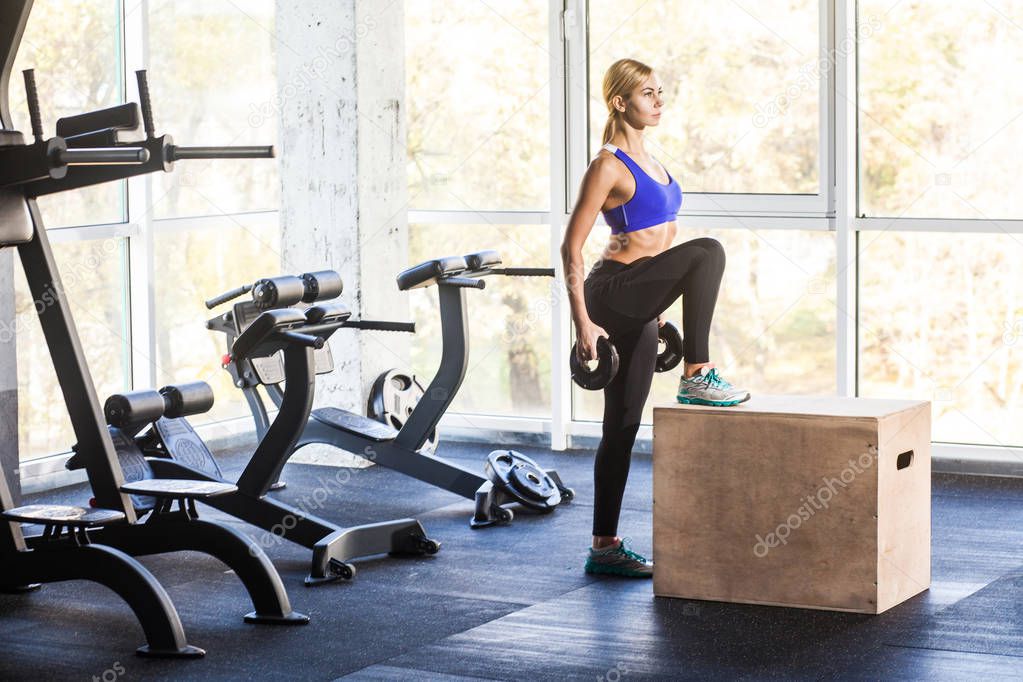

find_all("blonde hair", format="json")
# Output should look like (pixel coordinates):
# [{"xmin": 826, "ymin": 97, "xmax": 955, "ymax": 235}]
[{"xmin": 601, "ymin": 58, "xmax": 654, "ymax": 145}]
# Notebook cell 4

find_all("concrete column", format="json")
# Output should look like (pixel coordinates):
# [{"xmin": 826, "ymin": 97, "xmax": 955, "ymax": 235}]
[
  {"xmin": 276, "ymin": 0, "xmax": 409, "ymax": 464},
  {"xmin": 354, "ymin": 0, "xmax": 409, "ymax": 384},
  {"xmin": 0, "ymin": 250, "xmax": 19, "ymax": 503}
]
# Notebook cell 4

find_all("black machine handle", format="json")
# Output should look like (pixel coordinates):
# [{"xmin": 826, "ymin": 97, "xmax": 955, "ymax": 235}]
[
  {"xmin": 22, "ymin": 69, "xmax": 43, "ymax": 143},
  {"xmin": 277, "ymin": 330, "xmax": 324, "ymax": 349},
  {"xmin": 136, "ymin": 69, "xmax": 156, "ymax": 138},
  {"xmin": 491, "ymin": 267, "xmax": 555, "ymax": 277},
  {"xmin": 342, "ymin": 320, "xmax": 416, "ymax": 333},
  {"xmin": 168, "ymin": 145, "xmax": 275, "ymax": 161},
  {"xmin": 136, "ymin": 70, "xmax": 273, "ymax": 161},
  {"xmin": 56, "ymin": 147, "xmax": 150, "ymax": 165},
  {"xmin": 205, "ymin": 284, "xmax": 253, "ymax": 309},
  {"xmin": 441, "ymin": 276, "xmax": 486, "ymax": 289}
]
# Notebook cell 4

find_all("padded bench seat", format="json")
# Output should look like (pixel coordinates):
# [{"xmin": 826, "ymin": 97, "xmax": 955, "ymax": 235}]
[
  {"xmin": 464, "ymin": 249, "xmax": 501, "ymax": 271},
  {"xmin": 120, "ymin": 479, "xmax": 237, "ymax": 500},
  {"xmin": 2, "ymin": 504, "xmax": 125, "ymax": 527},
  {"xmin": 396, "ymin": 255, "xmax": 467, "ymax": 291}
]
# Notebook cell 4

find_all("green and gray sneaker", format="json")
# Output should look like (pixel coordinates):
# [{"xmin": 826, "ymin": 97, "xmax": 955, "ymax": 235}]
[
  {"xmin": 677, "ymin": 367, "xmax": 750, "ymax": 406},
  {"xmin": 584, "ymin": 538, "xmax": 653, "ymax": 578}
]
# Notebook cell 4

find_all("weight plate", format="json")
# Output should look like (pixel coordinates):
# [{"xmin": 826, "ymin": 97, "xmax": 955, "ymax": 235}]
[
  {"xmin": 656, "ymin": 320, "xmax": 684, "ymax": 373},
  {"xmin": 508, "ymin": 463, "xmax": 558, "ymax": 502},
  {"xmin": 368, "ymin": 368, "xmax": 438, "ymax": 452},
  {"xmin": 569, "ymin": 336, "xmax": 620, "ymax": 390},
  {"xmin": 485, "ymin": 450, "xmax": 561, "ymax": 511}
]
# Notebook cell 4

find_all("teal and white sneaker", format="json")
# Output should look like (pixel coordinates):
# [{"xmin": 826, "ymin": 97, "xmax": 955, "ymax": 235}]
[
  {"xmin": 584, "ymin": 538, "xmax": 653, "ymax": 578},
  {"xmin": 677, "ymin": 367, "xmax": 750, "ymax": 406}
]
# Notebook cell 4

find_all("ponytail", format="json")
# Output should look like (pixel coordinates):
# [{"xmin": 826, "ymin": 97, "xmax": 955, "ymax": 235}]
[{"xmin": 602, "ymin": 112, "xmax": 618, "ymax": 145}]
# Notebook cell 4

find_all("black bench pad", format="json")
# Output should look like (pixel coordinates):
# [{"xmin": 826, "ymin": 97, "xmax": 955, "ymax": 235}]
[
  {"xmin": 2, "ymin": 504, "xmax": 125, "ymax": 526},
  {"xmin": 120, "ymin": 479, "xmax": 236, "ymax": 499}
]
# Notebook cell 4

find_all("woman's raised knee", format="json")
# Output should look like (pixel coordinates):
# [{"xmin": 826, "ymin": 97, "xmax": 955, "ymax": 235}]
[{"xmin": 694, "ymin": 237, "xmax": 726, "ymax": 270}]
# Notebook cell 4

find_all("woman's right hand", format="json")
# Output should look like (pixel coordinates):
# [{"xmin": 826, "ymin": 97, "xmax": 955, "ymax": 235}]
[{"xmin": 575, "ymin": 320, "xmax": 610, "ymax": 363}]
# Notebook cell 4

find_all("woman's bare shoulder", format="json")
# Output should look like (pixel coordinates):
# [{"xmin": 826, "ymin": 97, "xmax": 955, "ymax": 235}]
[{"xmin": 587, "ymin": 148, "xmax": 624, "ymax": 179}]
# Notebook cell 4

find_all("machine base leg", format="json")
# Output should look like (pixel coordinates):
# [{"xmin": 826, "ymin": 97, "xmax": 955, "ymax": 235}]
[
  {"xmin": 136, "ymin": 644, "xmax": 206, "ymax": 659},
  {"xmin": 8, "ymin": 544, "xmax": 204, "ymax": 658},
  {"xmin": 546, "ymin": 468, "xmax": 575, "ymax": 502},
  {"xmin": 93, "ymin": 518, "xmax": 308, "ymax": 625},
  {"xmin": 306, "ymin": 518, "xmax": 438, "ymax": 587},
  {"xmin": 243, "ymin": 611, "xmax": 309, "ymax": 625},
  {"xmin": 471, "ymin": 480, "xmax": 515, "ymax": 528}
]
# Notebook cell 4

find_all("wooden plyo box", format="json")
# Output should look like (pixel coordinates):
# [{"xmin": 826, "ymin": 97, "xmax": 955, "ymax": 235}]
[{"xmin": 652, "ymin": 395, "xmax": 931, "ymax": 614}]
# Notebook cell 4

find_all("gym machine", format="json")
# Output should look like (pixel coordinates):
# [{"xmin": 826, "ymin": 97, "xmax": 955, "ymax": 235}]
[
  {"xmin": 72, "ymin": 301, "xmax": 440, "ymax": 585},
  {"xmin": 206, "ymin": 250, "xmax": 575, "ymax": 527},
  {"xmin": 0, "ymin": 0, "xmax": 304, "ymax": 656}
]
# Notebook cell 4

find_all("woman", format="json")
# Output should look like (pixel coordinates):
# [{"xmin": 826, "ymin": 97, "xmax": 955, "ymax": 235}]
[{"xmin": 560, "ymin": 58, "xmax": 751, "ymax": 578}]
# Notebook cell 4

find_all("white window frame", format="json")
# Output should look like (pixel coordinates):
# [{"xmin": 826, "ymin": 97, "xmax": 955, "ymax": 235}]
[
  {"xmin": 411, "ymin": 0, "xmax": 1022, "ymax": 471},
  {"xmin": 412, "ymin": 0, "xmax": 838, "ymax": 449},
  {"xmin": 23, "ymin": 0, "xmax": 1021, "ymax": 479},
  {"xmin": 18, "ymin": 0, "xmax": 280, "ymax": 475}
]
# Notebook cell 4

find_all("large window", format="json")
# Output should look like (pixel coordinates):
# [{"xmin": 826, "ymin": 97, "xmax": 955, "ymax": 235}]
[
  {"xmin": 12, "ymin": 1, "xmax": 280, "ymax": 461},
  {"xmin": 14, "ymin": 237, "xmax": 131, "ymax": 459},
  {"xmin": 859, "ymin": 0, "xmax": 1023, "ymax": 220},
  {"xmin": 403, "ymin": 0, "xmax": 1023, "ymax": 458},
  {"xmin": 408, "ymin": 223, "xmax": 554, "ymax": 418},
  {"xmin": 587, "ymin": 0, "xmax": 821, "ymax": 196},
  {"xmin": 405, "ymin": 1, "xmax": 550, "ymax": 211},
  {"xmin": 9, "ymin": 0, "xmax": 124, "ymax": 228},
  {"xmin": 855, "ymin": 1, "xmax": 1023, "ymax": 450},
  {"xmin": 13, "ymin": 0, "xmax": 1023, "ymax": 464},
  {"xmin": 405, "ymin": 1, "xmax": 835, "ymax": 438},
  {"xmin": 147, "ymin": 0, "xmax": 279, "ymax": 218},
  {"xmin": 858, "ymin": 230, "xmax": 1023, "ymax": 447},
  {"xmin": 405, "ymin": 0, "xmax": 553, "ymax": 421}
]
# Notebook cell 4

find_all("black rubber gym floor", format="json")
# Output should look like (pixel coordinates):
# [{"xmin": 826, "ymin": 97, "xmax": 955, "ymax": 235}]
[{"xmin": 3, "ymin": 440, "xmax": 1023, "ymax": 680}]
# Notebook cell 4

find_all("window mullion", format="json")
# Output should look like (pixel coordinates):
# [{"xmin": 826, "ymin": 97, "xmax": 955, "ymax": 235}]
[{"xmin": 123, "ymin": 0, "xmax": 155, "ymax": 391}]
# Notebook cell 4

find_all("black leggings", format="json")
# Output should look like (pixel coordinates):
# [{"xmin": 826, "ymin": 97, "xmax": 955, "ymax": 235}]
[{"xmin": 582, "ymin": 237, "xmax": 726, "ymax": 537}]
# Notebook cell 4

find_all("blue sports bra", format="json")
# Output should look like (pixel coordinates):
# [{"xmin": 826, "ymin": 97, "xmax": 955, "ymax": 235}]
[{"xmin": 600, "ymin": 143, "xmax": 683, "ymax": 234}]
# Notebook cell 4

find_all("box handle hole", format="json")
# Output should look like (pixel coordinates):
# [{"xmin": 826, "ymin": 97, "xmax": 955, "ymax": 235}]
[{"xmin": 896, "ymin": 450, "xmax": 914, "ymax": 470}]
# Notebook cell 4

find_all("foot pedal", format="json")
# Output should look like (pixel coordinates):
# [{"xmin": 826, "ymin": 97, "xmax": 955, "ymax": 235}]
[
  {"xmin": 311, "ymin": 407, "xmax": 397, "ymax": 442},
  {"xmin": 153, "ymin": 417, "xmax": 223, "ymax": 480}
]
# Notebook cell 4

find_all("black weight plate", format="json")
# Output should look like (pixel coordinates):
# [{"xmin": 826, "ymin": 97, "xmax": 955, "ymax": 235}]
[
  {"xmin": 508, "ymin": 463, "xmax": 557, "ymax": 502},
  {"xmin": 485, "ymin": 450, "xmax": 561, "ymax": 511},
  {"xmin": 368, "ymin": 368, "xmax": 438, "ymax": 452},
  {"xmin": 569, "ymin": 336, "xmax": 620, "ymax": 390},
  {"xmin": 656, "ymin": 320, "xmax": 683, "ymax": 373}
]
